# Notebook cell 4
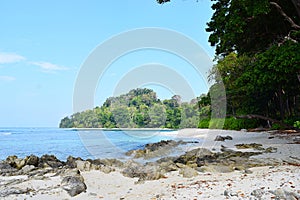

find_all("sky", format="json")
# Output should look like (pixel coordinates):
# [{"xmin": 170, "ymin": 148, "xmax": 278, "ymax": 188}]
[{"xmin": 0, "ymin": 0, "xmax": 215, "ymax": 127}]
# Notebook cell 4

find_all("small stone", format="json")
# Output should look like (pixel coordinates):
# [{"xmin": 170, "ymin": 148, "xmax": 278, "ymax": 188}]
[
  {"xmin": 251, "ymin": 189, "xmax": 265, "ymax": 198},
  {"xmin": 89, "ymin": 192, "xmax": 97, "ymax": 196},
  {"xmin": 224, "ymin": 190, "xmax": 238, "ymax": 197},
  {"xmin": 224, "ymin": 190, "xmax": 230, "ymax": 196},
  {"xmin": 215, "ymin": 135, "xmax": 232, "ymax": 141},
  {"xmin": 215, "ymin": 135, "xmax": 225, "ymax": 141}
]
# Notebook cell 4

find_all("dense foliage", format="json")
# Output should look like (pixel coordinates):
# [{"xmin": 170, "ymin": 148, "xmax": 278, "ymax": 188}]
[
  {"xmin": 157, "ymin": 0, "xmax": 300, "ymax": 128},
  {"xmin": 62, "ymin": 0, "xmax": 300, "ymax": 130},
  {"xmin": 59, "ymin": 88, "xmax": 203, "ymax": 129}
]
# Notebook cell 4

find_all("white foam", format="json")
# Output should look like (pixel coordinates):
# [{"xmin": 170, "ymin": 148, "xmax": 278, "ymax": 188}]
[{"xmin": 0, "ymin": 132, "xmax": 12, "ymax": 136}]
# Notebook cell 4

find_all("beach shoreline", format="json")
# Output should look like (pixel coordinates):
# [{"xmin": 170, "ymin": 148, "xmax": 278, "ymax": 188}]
[{"xmin": 1, "ymin": 128, "xmax": 299, "ymax": 199}]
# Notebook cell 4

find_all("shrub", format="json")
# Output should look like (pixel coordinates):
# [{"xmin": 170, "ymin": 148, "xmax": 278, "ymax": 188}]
[
  {"xmin": 198, "ymin": 117, "xmax": 259, "ymax": 130},
  {"xmin": 294, "ymin": 121, "xmax": 300, "ymax": 129},
  {"xmin": 198, "ymin": 118, "xmax": 210, "ymax": 128}
]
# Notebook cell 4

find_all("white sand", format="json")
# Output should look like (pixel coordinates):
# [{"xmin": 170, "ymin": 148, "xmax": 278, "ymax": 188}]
[
  {"xmin": 1, "ymin": 129, "xmax": 300, "ymax": 199},
  {"xmin": 2, "ymin": 165, "xmax": 299, "ymax": 200}
]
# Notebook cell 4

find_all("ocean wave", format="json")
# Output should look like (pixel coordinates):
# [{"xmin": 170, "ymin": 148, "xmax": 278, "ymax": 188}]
[{"xmin": 0, "ymin": 132, "xmax": 12, "ymax": 136}]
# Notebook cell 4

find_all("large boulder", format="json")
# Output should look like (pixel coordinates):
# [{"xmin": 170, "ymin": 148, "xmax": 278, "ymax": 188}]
[
  {"xmin": 39, "ymin": 154, "xmax": 64, "ymax": 168},
  {"xmin": 6, "ymin": 156, "xmax": 27, "ymax": 170},
  {"xmin": 25, "ymin": 155, "xmax": 39, "ymax": 167},
  {"xmin": 175, "ymin": 148, "xmax": 213, "ymax": 166},
  {"xmin": 61, "ymin": 169, "xmax": 87, "ymax": 197},
  {"xmin": 122, "ymin": 160, "xmax": 164, "ymax": 182}
]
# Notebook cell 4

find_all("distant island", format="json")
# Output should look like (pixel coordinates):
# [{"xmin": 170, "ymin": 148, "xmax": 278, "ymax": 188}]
[
  {"xmin": 60, "ymin": 88, "xmax": 259, "ymax": 130},
  {"xmin": 60, "ymin": 88, "xmax": 205, "ymax": 129}
]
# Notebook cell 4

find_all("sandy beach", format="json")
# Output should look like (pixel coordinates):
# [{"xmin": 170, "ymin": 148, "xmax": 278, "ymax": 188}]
[{"xmin": 1, "ymin": 129, "xmax": 300, "ymax": 200}]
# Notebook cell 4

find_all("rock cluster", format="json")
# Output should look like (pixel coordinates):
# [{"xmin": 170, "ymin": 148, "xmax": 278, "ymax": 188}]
[
  {"xmin": 214, "ymin": 135, "xmax": 233, "ymax": 141},
  {"xmin": 0, "ymin": 139, "xmax": 281, "ymax": 198},
  {"xmin": 125, "ymin": 140, "xmax": 195, "ymax": 159},
  {"xmin": 222, "ymin": 188, "xmax": 300, "ymax": 199},
  {"xmin": 0, "ymin": 154, "xmax": 124, "ymax": 197}
]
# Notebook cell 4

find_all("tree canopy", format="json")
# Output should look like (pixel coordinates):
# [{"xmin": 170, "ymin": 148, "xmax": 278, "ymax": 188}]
[
  {"xmin": 62, "ymin": 0, "xmax": 300, "ymax": 130},
  {"xmin": 157, "ymin": 0, "xmax": 300, "ymax": 129},
  {"xmin": 59, "ymin": 88, "xmax": 203, "ymax": 129}
]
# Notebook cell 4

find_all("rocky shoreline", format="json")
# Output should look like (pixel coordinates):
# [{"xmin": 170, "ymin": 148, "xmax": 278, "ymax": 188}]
[{"xmin": 1, "ymin": 130, "xmax": 300, "ymax": 199}]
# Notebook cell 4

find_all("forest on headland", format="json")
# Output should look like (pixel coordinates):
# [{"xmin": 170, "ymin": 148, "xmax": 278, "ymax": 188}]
[
  {"xmin": 60, "ymin": 88, "xmax": 208, "ymax": 129},
  {"xmin": 60, "ymin": 0, "xmax": 300, "ymax": 130}
]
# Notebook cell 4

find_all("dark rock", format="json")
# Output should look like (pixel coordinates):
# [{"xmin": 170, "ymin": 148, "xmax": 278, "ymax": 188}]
[
  {"xmin": 224, "ymin": 190, "xmax": 238, "ymax": 197},
  {"xmin": 125, "ymin": 140, "xmax": 187, "ymax": 159},
  {"xmin": 156, "ymin": 156, "xmax": 177, "ymax": 163},
  {"xmin": 0, "ymin": 161, "xmax": 17, "ymax": 175},
  {"xmin": 6, "ymin": 155, "xmax": 27, "ymax": 169},
  {"xmin": 66, "ymin": 156, "xmax": 82, "ymax": 168},
  {"xmin": 39, "ymin": 154, "xmax": 64, "ymax": 168},
  {"xmin": 264, "ymin": 147, "xmax": 277, "ymax": 153},
  {"xmin": 90, "ymin": 158, "xmax": 124, "ymax": 168},
  {"xmin": 235, "ymin": 143, "xmax": 264, "ymax": 150},
  {"xmin": 196, "ymin": 154, "xmax": 217, "ymax": 166},
  {"xmin": 122, "ymin": 161, "xmax": 144, "ymax": 178},
  {"xmin": 25, "ymin": 155, "xmax": 39, "ymax": 167},
  {"xmin": 144, "ymin": 140, "xmax": 185, "ymax": 151},
  {"xmin": 214, "ymin": 135, "xmax": 233, "ymax": 141},
  {"xmin": 122, "ymin": 161, "xmax": 164, "ymax": 181},
  {"xmin": 251, "ymin": 189, "xmax": 265, "ymax": 199},
  {"xmin": 158, "ymin": 160, "xmax": 178, "ymax": 173},
  {"xmin": 175, "ymin": 148, "xmax": 213, "ymax": 166},
  {"xmin": 61, "ymin": 169, "xmax": 87, "ymax": 197}
]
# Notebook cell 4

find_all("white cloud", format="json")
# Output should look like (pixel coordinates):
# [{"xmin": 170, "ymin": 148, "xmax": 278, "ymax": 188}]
[
  {"xmin": 30, "ymin": 61, "xmax": 69, "ymax": 72},
  {"xmin": 0, "ymin": 76, "xmax": 16, "ymax": 82},
  {"xmin": 0, "ymin": 52, "xmax": 25, "ymax": 64}
]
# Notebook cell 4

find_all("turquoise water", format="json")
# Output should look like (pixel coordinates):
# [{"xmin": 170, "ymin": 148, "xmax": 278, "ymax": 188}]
[{"xmin": 0, "ymin": 128, "xmax": 175, "ymax": 161}]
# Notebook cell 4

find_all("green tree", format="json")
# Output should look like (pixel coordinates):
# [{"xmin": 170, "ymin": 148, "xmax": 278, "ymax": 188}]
[
  {"xmin": 147, "ymin": 104, "xmax": 167, "ymax": 128},
  {"xmin": 206, "ymin": 0, "xmax": 300, "ymax": 56}
]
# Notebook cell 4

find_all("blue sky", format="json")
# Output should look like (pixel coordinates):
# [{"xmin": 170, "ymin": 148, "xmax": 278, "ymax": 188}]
[{"xmin": 0, "ymin": 0, "xmax": 215, "ymax": 127}]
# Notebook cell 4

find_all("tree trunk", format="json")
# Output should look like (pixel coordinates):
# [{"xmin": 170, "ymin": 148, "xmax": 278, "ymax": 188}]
[
  {"xmin": 290, "ymin": 0, "xmax": 300, "ymax": 19},
  {"xmin": 270, "ymin": 2, "xmax": 300, "ymax": 30},
  {"xmin": 278, "ymin": 87, "xmax": 285, "ymax": 120}
]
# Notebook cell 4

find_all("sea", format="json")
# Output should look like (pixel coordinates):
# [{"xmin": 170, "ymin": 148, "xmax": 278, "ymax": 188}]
[{"xmin": 0, "ymin": 128, "xmax": 189, "ymax": 161}]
